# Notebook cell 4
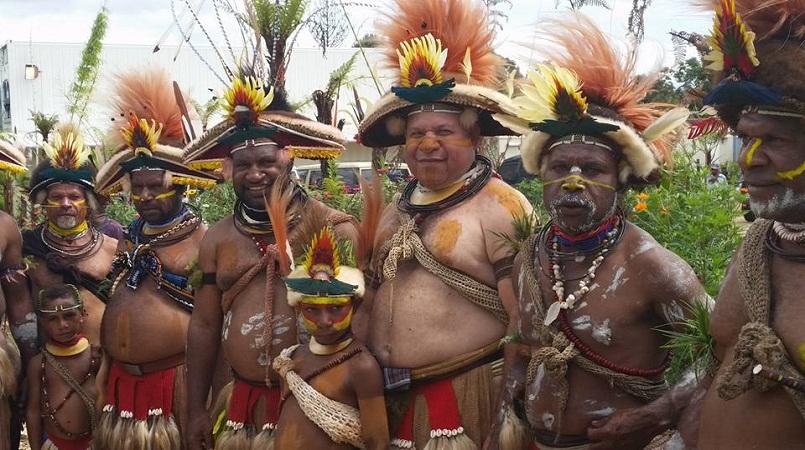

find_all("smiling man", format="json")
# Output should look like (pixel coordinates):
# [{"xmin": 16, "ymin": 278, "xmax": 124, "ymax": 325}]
[
  {"xmin": 497, "ymin": 15, "xmax": 704, "ymax": 450},
  {"xmin": 183, "ymin": 77, "xmax": 357, "ymax": 449},
  {"xmin": 354, "ymin": 1, "xmax": 533, "ymax": 448},
  {"xmin": 20, "ymin": 127, "xmax": 118, "ymax": 357},
  {"xmin": 91, "ymin": 70, "xmax": 218, "ymax": 450}
]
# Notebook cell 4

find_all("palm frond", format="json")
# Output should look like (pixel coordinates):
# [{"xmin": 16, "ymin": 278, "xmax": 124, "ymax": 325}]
[
  {"xmin": 66, "ymin": 4, "xmax": 108, "ymax": 125},
  {"xmin": 326, "ymin": 52, "xmax": 358, "ymax": 97}
]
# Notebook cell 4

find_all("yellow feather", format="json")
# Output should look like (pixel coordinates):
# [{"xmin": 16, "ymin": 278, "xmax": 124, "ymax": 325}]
[{"xmin": 461, "ymin": 47, "xmax": 473, "ymax": 84}]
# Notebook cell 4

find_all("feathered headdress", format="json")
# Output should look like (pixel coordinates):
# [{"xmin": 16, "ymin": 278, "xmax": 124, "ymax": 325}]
[
  {"xmin": 699, "ymin": 0, "xmax": 805, "ymax": 123},
  {"xmin": 358, "ymin": 0, "xmax": 517, "ymax": 148},
  {"xmin": 0, "ymin": 139, "xmax": 27, "ymax": 175},
  {"xmin": 95, "ymin": 69, "xmax": 218, "ymax": 195},
  {"xmin": 499, "ymin": 14, "xmax": 689, "ymax": 185},
  {"xmin": 29, "ymin": 124, "xmax": 96, "ymax": 199},
  {"xmin": 284, "ymin": 226, "xmax": 365, "ymax": 307},
  {"xmin": 184, "ymin": 74, "xmax": 346, "ymax": 170}
]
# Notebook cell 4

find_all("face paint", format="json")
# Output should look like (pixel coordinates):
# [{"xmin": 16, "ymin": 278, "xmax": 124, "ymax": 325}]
[
  {"xmin": 43, "ymin": 198, "xmax": 87, "ymax": 209},
  {"xmin": 744, "ymin": 137, "xmax": 762, "ymax": 166},
  {"xmin": 131, "ymin": 189, "xmax": 177, "ymax": 202},
  {"xmin": 299, "ymin": 297, "xmax": 354, "ymax": 333},
  {"xmin": 405, "ymin": 136, "xmax": 474, "ymax": 151},
  {"xmin": 777, "ymin": 160, "xmax": 805, "ymax": 181},
  {"xmin": 542, "ymin": 174, "xmax": 616, "ymax": 191}
]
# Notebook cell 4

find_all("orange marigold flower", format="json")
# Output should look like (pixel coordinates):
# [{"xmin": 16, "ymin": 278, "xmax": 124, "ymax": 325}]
[
  {"xmin": 634, "ymin": 202, "xmax": 648, "ymax": 212},
  {"xmin": 637, "ymin": 193, "xmax": 650, "ymax": 200}
]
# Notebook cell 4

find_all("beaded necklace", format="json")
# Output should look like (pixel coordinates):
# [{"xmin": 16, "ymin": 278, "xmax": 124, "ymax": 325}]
[
  {"xmin": 542, "ymin": 215, "xmax": 622, "ymax": 325},
  {"xmin": 397, "ymin": 155, "xmax": 493, "ymax": 216},
  {"xmin": 41, "ymin": 225, "xmax": 102, "ymax": 260}
]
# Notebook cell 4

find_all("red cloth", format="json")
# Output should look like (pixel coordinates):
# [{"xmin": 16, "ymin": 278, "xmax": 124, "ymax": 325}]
[
  {"xmin": 47, "ymin": 434, "xmax": 91, "ymax": 450},
  {"xmin": 227, "ymin": 379, "xmax": 281, "ymax": 428},
  {"xmin": 105, "ymin": 361, "xmax": 176, "ymax": 421},
  {"xmin": 394, "ymin": 377, "xmax": 463, "ymax": 442}
]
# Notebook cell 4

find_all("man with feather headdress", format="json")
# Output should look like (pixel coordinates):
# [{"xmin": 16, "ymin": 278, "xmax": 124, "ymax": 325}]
[
  {"xmin": 588, "ymin": 0, "xmax": 805, "ymax": 448},
  {"xmin": 0, "ymin": 140, "xmax": 27, "ymax": 450},
  {"xmin": 17, "ymin": 126, "xmax": 118, "ymax": 360},
  {"xmin": 182, "ymin": 75, "xmax": 358, "ymax": 449},
  {"xmin": 353, "ymin": 0, "xmax": 533, "ymax": 448},
  {"xmin": 90, "ymin": 69, "xmax": 218, "ymax": 450},
  {"xmin": 497, "ymin": 14, "xmax": 706, "ymax": 450}
]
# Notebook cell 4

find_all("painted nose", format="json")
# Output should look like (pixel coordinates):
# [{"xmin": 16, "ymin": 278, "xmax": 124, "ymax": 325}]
[
  {"xmin": 418, "ymin": 137, "xmax": 440, "ymax": 154},
  {"xmin": 561, "ymin": 176, "xmax": 587, "ymax": 191}
]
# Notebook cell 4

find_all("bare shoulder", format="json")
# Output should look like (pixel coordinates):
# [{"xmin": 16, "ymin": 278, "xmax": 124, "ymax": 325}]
[
  {"xmin": 625, "ymin": 222, "xmax": 704, "ymax": 302},
  {"xmin": 204, "ymin": 213, "xmax": 235, "ymax": 244},
  {"xmin": 0, "ymin": 210, "xmax": 19, "ymax": 231},
  {"xmin": 350, "ymin": 345, "xmax": 382, "ymax": 377},
  {"xmin": 28, "ymin": 353, "xmax": 43, "ymax": 375},
  {"xmin": 477, "ymin": 178, "xmax": 533, "ymax": 227}
]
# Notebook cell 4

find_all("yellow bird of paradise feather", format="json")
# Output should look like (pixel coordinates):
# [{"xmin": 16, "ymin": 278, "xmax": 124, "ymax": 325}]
[
  {"xmin": 703, "ymin": 0, "xmax": 759, "ymax": 76},
  {"xmin": 513, "ymin": 64, "xmax": 588, "ymax": 123},
  {"xmin": 43, "ymin": 131, "xmax": 91, "ymax": 170},
  {"xmin": 223, "ymin": 77, "xmax": 274, "ymax": 118},
  {"xmin": 303, "ymin": 227, "xmax": 340, "ymax": 279},
  {"xmin": 121, "ymin": 114, "xmax": 163, "ymax": 157},
  {"xmin": 397, "ymin": 33, "xmax": 448, "ymax": 88}
]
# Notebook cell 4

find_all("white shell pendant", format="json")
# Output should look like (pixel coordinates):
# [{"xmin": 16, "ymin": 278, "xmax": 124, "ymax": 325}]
[{"xmin": 544, "ymin": 301, "xmax": 562, "ymax": 326}]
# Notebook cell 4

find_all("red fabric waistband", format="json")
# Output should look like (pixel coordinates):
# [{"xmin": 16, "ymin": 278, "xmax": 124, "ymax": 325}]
[
  {"xmin": 47, "ymin": 433, "xmax": 92, "ymax": 450},
  {"xmin": 394, "ymin": 377, "xmax": 462, "ymax": 443},
  {"xmin": 227, "ymin": 378, "xmax": 281, "ymax": 429},
  {"xmin": 104, "ymin": 361, "xmax": 177, "ymax": 421}
]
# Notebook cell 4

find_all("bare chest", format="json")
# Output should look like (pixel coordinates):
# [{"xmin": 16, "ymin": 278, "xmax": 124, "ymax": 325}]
[{"xmin": 769, "ymin": 261, "xmax": 805, "ymax": 372}]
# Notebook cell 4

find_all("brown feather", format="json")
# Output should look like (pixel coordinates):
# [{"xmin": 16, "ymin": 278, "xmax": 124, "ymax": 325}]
[
  {"xmin": 265, "ymin": 177, "xmax": 293, "ymax": 276},
  {"xmin": 357, "ymin": 172, "xmax": 385, "ymax": 271},
  {"xmin": 531, "ymin": 13, "xmax": 673, "ymax": 164},
  {"xmin": 379, "ymin": 0, "xmax": 501, "ymax": 86},
  {"xmin": 110, "ymin": 69, "xmax": 187, "ymax": 148}
]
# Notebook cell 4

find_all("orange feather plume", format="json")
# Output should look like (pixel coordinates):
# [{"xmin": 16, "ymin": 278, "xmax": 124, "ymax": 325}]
[
  {"xmin": 111, "ymin": 69, "xmax": 187, "ymax": 147},
  {"xmin": 379, "ymin": 0, "xmax": 501, "ymax": 86},
  {"xmin": 531, "ymin": 14, "xmax": 672, "ymax": 164},
  {"xmin": 695, "ymin": 0, "xmax": 805, "ymax": 40},
  {"xmin": 265, "ymin": 177, "xmax": 293, "ymax": 276},
  {"xmin": 357, "ymin": 172, "xmax": 385, "ymax": 271}
]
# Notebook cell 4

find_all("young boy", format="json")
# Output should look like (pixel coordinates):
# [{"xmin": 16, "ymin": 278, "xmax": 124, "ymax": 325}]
[
  {"xmin": 273, "ymin": 227, "xmax": 388, "ymax": 450},
  {"xmin": 26, "ymin": 285, "xmax": 98, "ymax": 450}
]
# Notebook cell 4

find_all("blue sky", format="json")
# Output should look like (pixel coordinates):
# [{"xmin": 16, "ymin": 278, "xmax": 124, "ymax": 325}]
[{"xmin": 0, "ymin": 0, "xmax": 713, "ymax": 72}]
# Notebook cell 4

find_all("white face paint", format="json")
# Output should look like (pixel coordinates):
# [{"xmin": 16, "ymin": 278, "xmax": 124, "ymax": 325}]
[
  {"xmin": 750, "ymin": 187, "xmax": 805, "ymax": 219},
  {"xmin": 592, "ymin": 319, "xmax": 613, "ymax": 346},
  {"xmin": 570, "ymin": 166, "xmax": 582, "ymax": 175}
]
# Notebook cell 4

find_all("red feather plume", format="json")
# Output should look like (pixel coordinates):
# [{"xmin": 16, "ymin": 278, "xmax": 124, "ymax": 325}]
[{"xmin": 357, "ymin": 172, "xmax": 385, "ymax": 271}]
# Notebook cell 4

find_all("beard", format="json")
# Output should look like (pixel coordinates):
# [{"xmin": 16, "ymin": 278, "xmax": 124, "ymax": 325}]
[
  {"xmin": 54, "ymin": 215, "xmax": 78, "ymax": 229},
  {"xmin": 548, "ymin": 192, "xmax": 617, "ymax": 235},
  {"xmin": 750, "ymin": 188, "xmax": 805, "ymax": 221}
]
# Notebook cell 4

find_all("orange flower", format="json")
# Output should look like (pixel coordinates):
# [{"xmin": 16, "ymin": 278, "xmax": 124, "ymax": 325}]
[
  {"xmin": 637, "ymin": 193, "xmax": 650, "ymax": 200},
  {"xmin": 634, "ymin": 202, "xmax": 648, "ymax": 212}
]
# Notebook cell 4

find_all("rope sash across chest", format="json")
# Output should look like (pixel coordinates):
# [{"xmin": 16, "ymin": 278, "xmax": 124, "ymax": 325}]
[
  {"xmin": 377, "ymin": 211, "xmax": 508, "ymax": 323},
  {"xmin": 715, "ymin": 219, "xmax": 805, "ymax": 418},
  {"xmin": 520, "ymin": 234, "xmax": 667, "ymax": 432},
  {"xmin": 273, "ymin": 344, "xmax": 365, "ymax": 448}
]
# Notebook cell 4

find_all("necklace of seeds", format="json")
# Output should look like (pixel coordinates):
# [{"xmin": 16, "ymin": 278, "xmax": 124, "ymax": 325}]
[{"xmin": 544, "ymin": 225, "xmax": 618, "ymax": 326}]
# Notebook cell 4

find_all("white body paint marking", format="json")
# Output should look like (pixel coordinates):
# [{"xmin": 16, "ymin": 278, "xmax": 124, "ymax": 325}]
[
  {"xmin": 222, "ymin": 311, "xmax": 232, "ymax": 341},
  {"xmin": 665, "ymin": 430, "xmax": 686, "ymax": 450},
  {"xmin": 572, "ymin": 315, "xmax": 592, "ymax": 331},
  {"xmin": 605, "ymin": 267, "xmax": 629, "ymax": 295},
  {"xmin": 257, "ymin": 352, "xmax": 269, "ymax": 367},
  {"xmin": 592, "ymin": 319, "xmax": 612, "ymax": 346},
  {"xmin": 542, "ymin": 412, "xmax": 555, "ymax": 430},
  {"xmin": 14, "ymin": 313, "xmax": 38, "ymax": 344},
  {"xmin": 632, "ymin": 238, "xmax": 656, "ymax": 258},
  {"xmin": 241, "ymin": 312, "xmax": 265, "ymax": 335},
  {"xmin": 588, "ymin": 406, "xmax": 616, "ymax": 418},
  {"xmin": 576, "ymin": 301, "xmax": 588, "ymax": 311},
  {"xmin": 528, "ymin": 363, "xmax": 546, "ymax": 402},
  {"xmin": 661, "ymin": 301, "xmax": 685, "ymax": 324}
]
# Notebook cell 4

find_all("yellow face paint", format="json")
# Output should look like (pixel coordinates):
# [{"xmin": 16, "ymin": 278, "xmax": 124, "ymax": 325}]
[
  {"xmin": 47, "ymin": 221, "xmax": 89, "ymax": 237},
  {"xmin": 542, "ymin": 174, "xmax": 615, "ymax": 191},
  {"xmin": 777, "ymin": 160, "xmax": 805, "ymax": 181},
  {"xmin": 302, "ymin": 309, "xmax": 353, "ymax": 332},
  {"xmin": 131, "ymin": 189, "xmax": 177, "ymax": 202},
  {"xmin": 299, "ymin": 296, "xmax": 352, "ymax": 306},
  {"xmin": 744, "ymin": 137, "xmax": 762, "ymax": 166},
  {"xmin": 44, "ymin": 198, "xmax": 86, "ymax": 209}
]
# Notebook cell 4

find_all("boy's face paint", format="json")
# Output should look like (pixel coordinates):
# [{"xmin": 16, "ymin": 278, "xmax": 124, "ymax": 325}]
[
  {"xmin": 299, "ymin": 296, "xmax": 354, "ymax": 341},
  {"xmin": 39, "ymin": 297, "xmax": 84, "ymax": 344}
]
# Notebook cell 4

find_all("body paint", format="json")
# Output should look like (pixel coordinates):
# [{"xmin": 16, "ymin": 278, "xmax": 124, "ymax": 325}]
[
  {"xmin": 744, "ymin": 137, "xmax": 762, "ymax": 166},
  {"xmin": 542, "ymin": 174, "xmax": 615, "ymax": 191},
  {"xmin": 131, "ymin": 189, "xmax": 177, "ymax": 202},
  {"xmin": 777, "ymin": 160, "xmax": 805, "ymax": 181}
]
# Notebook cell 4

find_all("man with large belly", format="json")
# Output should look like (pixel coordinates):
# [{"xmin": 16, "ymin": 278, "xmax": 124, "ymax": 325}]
[
  {"xmin": 183, "ymin": 76, "xmax": 357, "ymax": 449},
  {"xmin": 497, "ymin": 15, "xmax": 705, "ymax": 450},
  {"xmin": 21, "ymin": 126, "xmax": 117, "ymax": 357},
  {"xmin": 91, "ymin": 69, "xmax": 218, "ymax": 450},
  {"xmin": 354, "ymin": 1, "xmax": 532, "ymax": 448}
]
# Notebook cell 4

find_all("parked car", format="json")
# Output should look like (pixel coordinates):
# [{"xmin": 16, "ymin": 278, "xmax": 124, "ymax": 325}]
[
  {"xmin": 295, "ymin": 162, "xmax": 411, "ymax": 192},
  {"xmin": 498, "ymin": 155, "xmax": 536, "ymax": 186}
]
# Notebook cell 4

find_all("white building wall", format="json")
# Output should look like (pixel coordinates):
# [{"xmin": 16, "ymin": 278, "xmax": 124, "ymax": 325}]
[{"xmin": 0, "ymin": 41, "xmax": 387, "ymax": 154}]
